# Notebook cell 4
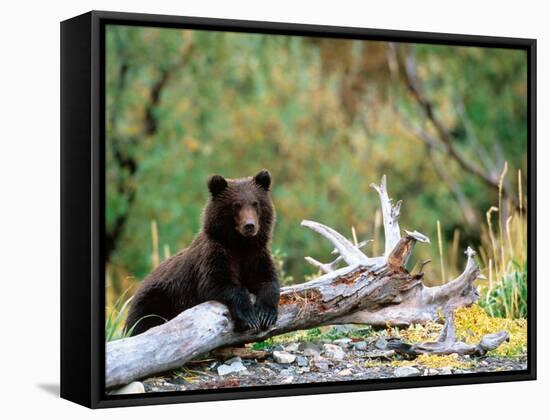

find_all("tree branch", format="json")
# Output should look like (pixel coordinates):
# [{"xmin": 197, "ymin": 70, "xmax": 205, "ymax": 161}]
[{"xmin": 388, "ymin": 43, "xmax": 517, "ymax": 207}]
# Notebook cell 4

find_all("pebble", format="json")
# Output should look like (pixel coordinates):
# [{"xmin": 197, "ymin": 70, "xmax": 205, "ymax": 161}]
[
  {"xmin": 353, "ymin": 341, "xmax": 368, "ymax": 351},
  {"xmin": 439, "ymin": 367, "xmax": 453, "ymax": 375},
  {"xmin": 224, "ymin": 356, "xmax": 243, "ymax": 365},
  {"xmin": 285, "ymin": 342, "xmax": 300, "ymax": 352},
  {"xmin": 312, "ymin": 356, "xmax": 330, "ymax": 371},
  {"xmin": 394, "ymin": 366, "xmax": 421, "ymax": 377},
  {"xmin": 280, "ymin": 375, "xmax": 294, "ymax": 384},
  {"xmin": 217, "ymin": 360, "xmax": 247, "ymax": 376},
  {"xmin": 302, "ymin": 342, "xmax": 321, "ymax": 358},
  {"xmin": 112, "ymin": 381, "xmax": 145, "ymax": 395},
  {"xmin": 333, "ymin": 338, "xmax": 353, "ymax": 348},
  {"xmin": 273, "ymin": 350, "xmax": 296, "ymax": 364},
  {"xmin": 427, "ymin": 368, "xmax": 439, "ymax": 376},
  {"xmin": 322, "ymin": 343, "xmax": 346, "ymax": 360},
  {"xmin": 303, "ymin": 349, "xmax": 320, "ymax": 358},
  {"xmin": 300, "ymin": 342, "xmax": 321, "ymax": 351},
  {"xmin": 375, "ymin": 337, "xmax": 388, "ymax": 350},
  {"xmin": 338, "ymin": 368, "xmax": 352, "ymax": 376},
  {"xmin": 296, "ymin": 355, "xmax": 309, "ymax": 367}
]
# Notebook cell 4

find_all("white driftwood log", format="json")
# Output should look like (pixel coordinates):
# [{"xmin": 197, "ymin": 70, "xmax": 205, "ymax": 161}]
[{"xmin": 106, "ymin": 176, "xmax": 496, "ymax": 388}]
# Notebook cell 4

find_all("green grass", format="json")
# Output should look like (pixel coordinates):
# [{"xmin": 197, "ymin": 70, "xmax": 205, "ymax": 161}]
[
  {"xmin": 105, "ymin": 290, "xmax": 168, "ymax": 341},
  {"xmin": 105, "ymin": 292, "xmax": 134, "ymax": 342},
  {"xmin": 479, "ymin": 261, "xmax": 527, "ymax": 319}
]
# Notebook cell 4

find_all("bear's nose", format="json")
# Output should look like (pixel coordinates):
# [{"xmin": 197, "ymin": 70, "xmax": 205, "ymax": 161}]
[{"xmin": 244, "ymin": 222, "xmax": 256, "ymax": 232}]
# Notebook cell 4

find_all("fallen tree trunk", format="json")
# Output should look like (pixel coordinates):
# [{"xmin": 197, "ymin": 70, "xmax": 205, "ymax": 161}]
[{"xmin": 106, "ymin": 176, "xmax": 492, "ymax": 388}]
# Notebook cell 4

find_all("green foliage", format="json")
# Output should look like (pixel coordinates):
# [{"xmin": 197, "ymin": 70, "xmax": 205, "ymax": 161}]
[
  {"xmin": 105, "ymin": 25, "xmax": 528, "ymax": 304},
  {"xmin": 250, "ymin": 338, "xmax": 274, "ymax": 350},
  {"xmin": 480, "ymin": 261, "xmax": 527, "ymax": 319},
  {"xmin": 105, "ymin": 290, "xmax": 167, "ymax": 341},
  {"xmin": 105, "ymin": 292, "xmax": 134, "ymax": 342},
  {"xmin": 272, "ymin": 248, "xmax": 294, "ymax": 286}
]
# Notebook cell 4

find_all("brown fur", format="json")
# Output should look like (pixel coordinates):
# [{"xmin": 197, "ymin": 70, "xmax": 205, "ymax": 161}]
[{"xmin": 125, "ymin": 170, "xmax": 280, "ymax": 335}]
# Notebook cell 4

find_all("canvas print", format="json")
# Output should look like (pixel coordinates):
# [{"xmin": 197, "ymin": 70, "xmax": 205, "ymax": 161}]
[{"xmin": 104, "ymin": 24, "xmax": 529, "ymax": 395}]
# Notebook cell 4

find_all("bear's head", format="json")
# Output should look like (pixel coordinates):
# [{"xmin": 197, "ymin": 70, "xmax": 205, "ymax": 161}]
[{"xmin": 203, "ymin": 170, "xmax": 275, "ymax": 246}]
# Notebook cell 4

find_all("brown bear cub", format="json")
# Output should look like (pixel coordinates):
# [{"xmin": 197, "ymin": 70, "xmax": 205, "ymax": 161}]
[{"xmin": 125, "ymin": 170, "xmax": 280, "ymax": 336}]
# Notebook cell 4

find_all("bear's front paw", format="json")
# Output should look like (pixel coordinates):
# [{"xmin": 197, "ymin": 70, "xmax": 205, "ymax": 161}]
[
  {"xmin": 232, "ymin": 306, "xmax": 261, "ymax": 332},
  {"xmin": 255, "ymin": 302, "xmax": 278, "ymax": 330}
]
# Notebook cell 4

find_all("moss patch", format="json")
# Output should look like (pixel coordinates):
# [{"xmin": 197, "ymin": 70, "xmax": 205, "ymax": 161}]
[{"xmin": 455, "ymin": 304, "xmax": 527, "ymax": 357}]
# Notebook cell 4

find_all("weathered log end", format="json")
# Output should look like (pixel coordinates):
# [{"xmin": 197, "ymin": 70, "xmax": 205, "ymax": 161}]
[
  {"xmin": 423, "ymin": 247, "xmax": 481, "ymax": 311},
  {"xmin": 387, "ymin": 230, "xmax": 430, "ymax": 270}
]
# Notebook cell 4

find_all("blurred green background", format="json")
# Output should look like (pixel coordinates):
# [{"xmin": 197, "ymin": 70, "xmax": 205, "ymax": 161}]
[{"xmin": 105, "ymin": 25, "xmax": 527, "ymax": 310}]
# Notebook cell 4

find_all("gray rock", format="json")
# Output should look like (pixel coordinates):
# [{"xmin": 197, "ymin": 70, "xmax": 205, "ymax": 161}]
[
  {"xmin": 273, "ymin": 350, "xmax": 296, "ymax": 364},
  {"xmin": 301, "ymin": 342, "xmax": 321, "ymax": 357},
  {"xmin": 299, "ymin": 341, "xmax": 320, "ymax": 351},
  {"xmin": 112, "ymin": 381, "xmax": 145, "ymax": 395},
  {"xmin": 303, "ymin": 348, "xmax": 320, "ymax": 358},
  {"xmin": 311, "ymin": 356, "xmax": 330, "ymax": 371},
  {"xmin": 284, "ymin": 342, "xmax": 300, "ymax": 352},
  {"xmin": 375, "ymin": 337, "xmax": 388, "ymax": 350},
  {"xmin": 353, "ymin": 341, "xmax": 368, "ymax": 351},
  {"xmin": 272, "ymin": 344, "xmax": 285, "ymax": 351},
  {"xmin": 279, "ymin": 374, "xmax": 294, "ymax": 384},
  {"xmin": 217, "ymin": 360, "xmax": 247, "ymax": 376},
  {"xmin": 394, "ymin": 366, "xmax": 421, "ymax": 377},
  {"xmin": 333, "ymin": 338, "xmax": 353, "ymax": 348},
  {"xmin": 337, "ymin": 368, "xmax": 352, "ymax": 376},
  {"xmin": 439, "ymin": 367, "xmax": 453, "ymax": 375},
  {"xmin": 224, "ymin": 356, "xmax": 243, "ymax": 365},
  {"xmin": 322, "ymin": 343, "xmax": 346, "ymax": 360},
  {"xmin": 296, "ymin": 355, "xmax": 309, "ymax": 367},
  {"xmin": 427, "ymin": 368, "xmax": 439, "ymax": 376}
]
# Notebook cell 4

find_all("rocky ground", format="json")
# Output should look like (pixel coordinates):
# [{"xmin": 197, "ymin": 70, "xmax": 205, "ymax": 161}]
[{"xmin": 112, "ymin": 332, "xmax": 527, "ymax": 394}]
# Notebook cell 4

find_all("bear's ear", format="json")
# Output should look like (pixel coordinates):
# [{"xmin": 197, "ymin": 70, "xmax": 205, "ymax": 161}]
[
  {"xmin": 208, "ymin": 175, "xmax": 228, "ymax": 197},
  {"xmin": 254, "ymin": 169, "xmax": 271, "ymax": 191}
]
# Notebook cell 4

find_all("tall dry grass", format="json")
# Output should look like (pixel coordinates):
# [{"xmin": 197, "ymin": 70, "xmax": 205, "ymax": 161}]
[{"xmin": 436, "ymin": 165, "xmax": 527, "ymax": 319}]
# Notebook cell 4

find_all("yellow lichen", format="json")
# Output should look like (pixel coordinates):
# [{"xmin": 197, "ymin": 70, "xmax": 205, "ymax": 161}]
[
  {"xmin": 384, "ymin": 305, "xmax": 526, "ymax": 360},
  {"xmin": 454, "ymin": 304, "xmax": 527, "ymax": 357},
  {"xmin": 385, "ymin": 354, "xmax": 469, "ymax": 369},
  {"xmin": 363, "ymin": 360, "xmax": 386, "ymax": 368},
  {"xmin": 387, "ymin": 320, "xmax": 443, "ymax": 343},
  {"xmin": 415, "ymin": 354, "xmax": 471, "ymax": 369}
]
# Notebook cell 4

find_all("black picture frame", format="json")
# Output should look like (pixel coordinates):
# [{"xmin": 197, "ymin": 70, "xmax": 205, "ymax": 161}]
[{"xmin": 60, "ymin": 10, "xmax": 537, "ymax": 409}]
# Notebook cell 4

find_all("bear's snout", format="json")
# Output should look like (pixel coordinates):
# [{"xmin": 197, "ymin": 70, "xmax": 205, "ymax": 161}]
[
  {"xmin": 236, "ymin": 206, "xmax": 259, "ymax": 237},
  {"xmin": 240, "ymin": 218, "xmax": 258, "ymax": 237}
]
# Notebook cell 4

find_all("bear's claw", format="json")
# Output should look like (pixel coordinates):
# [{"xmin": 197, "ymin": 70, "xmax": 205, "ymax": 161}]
[{"xmin": 255, "ymin": 303, "xmax": 278, "ymax": 330}]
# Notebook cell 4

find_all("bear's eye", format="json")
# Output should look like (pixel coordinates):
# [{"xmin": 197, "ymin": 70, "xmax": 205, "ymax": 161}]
[
  {"xmin": 233, "ymin": 202, "xmax": 242, "ymax": 210},
  {"xmin": 252, "ymin": 201, "xmax": 259, "ymax": 208}
]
